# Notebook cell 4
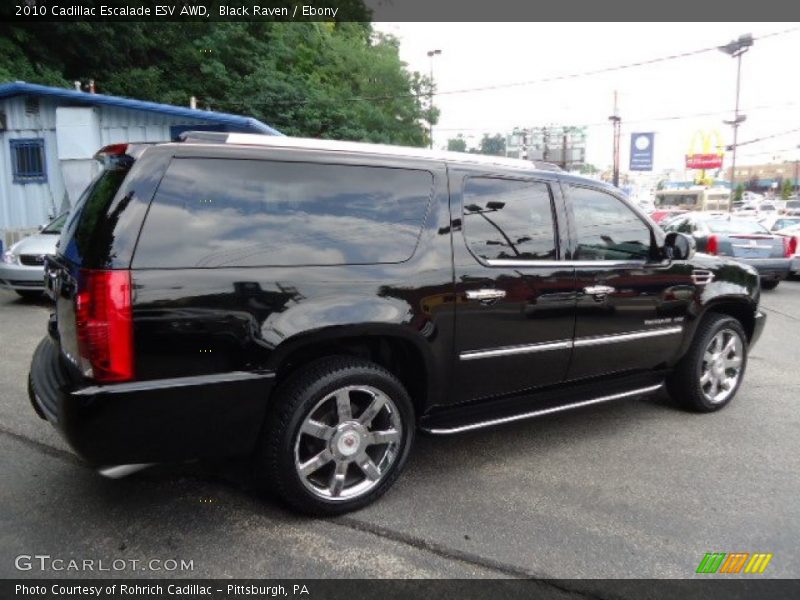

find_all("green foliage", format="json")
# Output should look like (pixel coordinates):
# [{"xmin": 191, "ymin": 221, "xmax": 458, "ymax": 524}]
[
  {"xmin": 447, "ymin": 135, "xmax": 467, "ymax": 153},
  {"xmin": 734, "ymin": 183, "xmax": 745, "ymax": 202},
  {"xmin": 0, "ymin": 19, "xmax": 433, "ymax": 146},
  {"xmin": 473, "ymin": 133, "xmax": 505, "ymax": 156},
  {"xmin": 580, "ymin": 163, "xmax": 599, "ymax": 175},
  {"xmin": 781, "ymin": 178, "xmax": 794, "ymax": 200}
]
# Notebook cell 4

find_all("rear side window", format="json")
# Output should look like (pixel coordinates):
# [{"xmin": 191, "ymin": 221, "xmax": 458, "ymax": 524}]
[
  {"xmin": 462, "ymin": 177, "xmax": 557, "ymax": 261},
  {"xmin": 133, "ymin": 159, "xmax": 433, "ymax": 268},
  {"xmin": 59, "ymin": 168, "xmax": 130, "ymax": 261}
]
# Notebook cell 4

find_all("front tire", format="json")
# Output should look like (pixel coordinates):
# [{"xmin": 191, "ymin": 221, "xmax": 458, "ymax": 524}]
[
  {"xmin": 761, "ymin": 280, "xmax": 779, "ymax": 290},
  {"xmin": 667, "ymin": 314, "xmax": 748, "ymax": 412},
  {"xmin": 256, "ymin": 357, "xmax": 415, "ymax": 515}
]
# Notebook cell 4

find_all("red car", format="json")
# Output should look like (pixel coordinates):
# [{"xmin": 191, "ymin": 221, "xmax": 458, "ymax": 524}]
[{"xmin": 649, "ymin": 209, "xmax": 687, "ymax": 225}]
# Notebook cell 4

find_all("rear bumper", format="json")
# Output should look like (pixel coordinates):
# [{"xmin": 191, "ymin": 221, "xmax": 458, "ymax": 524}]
[
  {"xmin": 28, "ymin": 336, "xmax": 275, "ymax": 466},
  {"xmin": 736, "ymin": 258, "xmax": 792, "ymax": 282}
]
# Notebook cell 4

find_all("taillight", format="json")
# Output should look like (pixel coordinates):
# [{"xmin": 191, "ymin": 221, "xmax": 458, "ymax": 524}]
[
  {"xmin": 784, "ymin": 236, "xmax": 798, "ymax": 258},
  {"xmin": 75, "ymin": 269, "xmax": 133, "ymax": 382},
  {"xmin": 706, "ymin": 235, "xmax": 719, "ymax": 255}
]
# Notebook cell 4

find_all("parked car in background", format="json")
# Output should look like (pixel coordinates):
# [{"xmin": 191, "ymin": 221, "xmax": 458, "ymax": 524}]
[
  {"xmin": 774, "ymin": 223, "xmax": 800, "ymax": 276},
  {"xmin": 649, "ymin": 209, "xmax": 687, "ymax": 225},
  {"xmin": 0, "ymin": 213, "xmax": 67, "ymax": 299},
  {"xmin": 663, "ymin": 212, "xmax": 794, "ymax": 289},
  {"xmin": 758, "ymin": 214, "xmax": 800, "ymax": 233},
  {"xmin": 784, "ymin": 199, "xmax": 800, "ymax": 216}
]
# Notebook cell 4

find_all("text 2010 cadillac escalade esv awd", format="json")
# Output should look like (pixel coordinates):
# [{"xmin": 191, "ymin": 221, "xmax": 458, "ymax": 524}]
[{"xmin": 29, "ymin": 133, "xmax": 765, "ymax": 514}]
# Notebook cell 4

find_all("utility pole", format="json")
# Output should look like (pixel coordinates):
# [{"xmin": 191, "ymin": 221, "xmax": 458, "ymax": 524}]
[
  {"xmin": 719, "ymin": 33, "xmax": 753, "ymax": 212},
  {"xmin": 426, "ymin": 49, "xmax": 442, "ymax": 150},
  {"xmin": 795, "ymin": 145, "xmax": 800, "ymax": 195},
  {"xmin": 561, "ymin": 127, "xmax": 569, "ymax": 170},
  {"xmin": 609, "ymin": 91, "xmax": 621, "ymax": 187}
]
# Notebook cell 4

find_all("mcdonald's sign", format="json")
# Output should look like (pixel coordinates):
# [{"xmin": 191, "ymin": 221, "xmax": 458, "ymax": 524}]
[
  {"xmin": 696, "ymin": 552, "xmax": 773, "ymax": 574},
  {"xmin": 686, "ymin": 130, "xmax": 725, "ymax": 170}
]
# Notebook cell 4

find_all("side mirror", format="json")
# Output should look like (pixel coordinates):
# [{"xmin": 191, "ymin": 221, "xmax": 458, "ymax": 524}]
[{"xmin": 664, "ymin": 231, "xmax": 695, "ymax": 261}]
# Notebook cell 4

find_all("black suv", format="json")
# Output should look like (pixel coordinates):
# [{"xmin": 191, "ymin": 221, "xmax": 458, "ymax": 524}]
[{"xmin": 29, "ymin": 133, "xmax": 765, "ymax": 515}]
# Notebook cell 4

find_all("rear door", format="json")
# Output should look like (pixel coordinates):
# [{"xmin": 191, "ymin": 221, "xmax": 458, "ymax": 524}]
[{"xmin": 451, "ymin": 170, "xmax": 575, "ymax": 403}]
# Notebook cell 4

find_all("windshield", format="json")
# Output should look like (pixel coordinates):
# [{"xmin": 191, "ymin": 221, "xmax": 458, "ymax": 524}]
[
  {"xmin": 41, "ymin": 212, "xmax": 69, "ymax": 234},
  {"xmin": 706, "ymin": 219, "xmax": 770, "ymax": 234}
]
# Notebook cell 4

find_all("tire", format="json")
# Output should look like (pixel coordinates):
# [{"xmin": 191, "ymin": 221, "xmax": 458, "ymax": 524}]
[
  {"xmin": 761, "ymin": 280, "xmax": 779, "ymax": 290},
  {"xmin": 15, "ymin": 290, "xmax": 43, "ymax": 300},
  {"xmin": 255, "ymin": 356, "xmax": 415, "ymax": 516},
  {"xmin": 666, "ymin": 314, "xmax": 748, "ymax": 412}
]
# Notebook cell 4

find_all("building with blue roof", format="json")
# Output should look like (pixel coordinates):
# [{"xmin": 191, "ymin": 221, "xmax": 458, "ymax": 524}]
[{"xmin": 0, "ymin": 81, "xmax": 280, "ymax": 240}]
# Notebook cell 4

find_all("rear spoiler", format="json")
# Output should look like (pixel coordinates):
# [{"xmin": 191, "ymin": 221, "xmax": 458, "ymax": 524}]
[{"xmin": 93, "ymin": 143, "xmax": 153, "ymax": 167}]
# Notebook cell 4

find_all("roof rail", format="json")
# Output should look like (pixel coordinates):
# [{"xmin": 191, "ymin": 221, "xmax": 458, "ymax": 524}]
[
  {"xmin": 177, "ymin": 130, "xmax": 563, "ymax": 172},
  {"xmin": 178, "ymin": 131, "xmax": 231, "ymax": 144}
]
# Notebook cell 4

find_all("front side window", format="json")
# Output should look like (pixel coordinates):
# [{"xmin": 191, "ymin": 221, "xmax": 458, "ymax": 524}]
[
  {"xmin": 462, "ymin": 177, "xmax": 557, "ymax": 261},
  {"xmin": 570, "ymin": 186, "xmax": 653, "ymax": 261},
  {"xmin": 10, "ymin": 138, "xmax": 46, "ymax": 184},
  {"xmin": 133, "ymin": 159, "xmax": 433, "ymax": 268}
]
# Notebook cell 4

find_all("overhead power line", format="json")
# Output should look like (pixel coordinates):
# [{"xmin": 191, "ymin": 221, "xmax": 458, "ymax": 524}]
[{"xmin": 211, "ymin": 26, "xmax": 800, "ymax": 108}]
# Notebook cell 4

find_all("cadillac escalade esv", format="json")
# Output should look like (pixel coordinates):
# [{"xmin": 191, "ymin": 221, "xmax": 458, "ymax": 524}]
[{"xmin": 29, "ymin": 133, "xmax": 766, "ymax": 515}]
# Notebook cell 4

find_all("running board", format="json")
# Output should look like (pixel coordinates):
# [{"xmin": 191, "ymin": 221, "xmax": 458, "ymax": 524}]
[{"xmin": 421, "ymin": 383, "xmax": 664, "ymax": 435}]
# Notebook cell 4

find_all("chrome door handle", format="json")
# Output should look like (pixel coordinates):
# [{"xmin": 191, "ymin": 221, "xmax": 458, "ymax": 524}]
[
  {"xmin": 465, "ymin": 289, "xmax": 506, "ymax": 302},
  {"xmin": 583, "ymin": 285, "xmax": 615, "ymax": 297}
]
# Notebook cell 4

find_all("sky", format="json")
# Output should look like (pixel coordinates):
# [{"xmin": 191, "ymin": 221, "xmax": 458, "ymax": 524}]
[{"xmin": 375, "ymin": 22, "xmax": 800, "ymax": 174}]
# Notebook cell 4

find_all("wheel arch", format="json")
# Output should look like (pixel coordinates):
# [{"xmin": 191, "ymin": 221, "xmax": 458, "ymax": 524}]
[{"xmin": 265, "ymin": 325, "xmax": 440, "ymax": 417}]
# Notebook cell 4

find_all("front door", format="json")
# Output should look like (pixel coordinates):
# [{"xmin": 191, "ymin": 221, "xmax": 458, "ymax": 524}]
[
  {"xmin": 563, "ymin": 184, "xmax": 692, "ymax": 381},
  {"xmin": 452, "ymin": 172, "xmax": 575, "ymax": 403}
]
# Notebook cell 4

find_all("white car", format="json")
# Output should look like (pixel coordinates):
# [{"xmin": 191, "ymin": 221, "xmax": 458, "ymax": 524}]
[
  {"xmin": 0, "ymin": 213, "xmax": 67, "ymax": 299},
  {"xmin": 759, "ymin": 214, "xmax": 800, "ymax": 233}
]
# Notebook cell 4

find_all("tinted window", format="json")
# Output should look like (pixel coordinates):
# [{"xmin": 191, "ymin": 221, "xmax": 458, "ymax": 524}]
[
  {"xmin": 59, "ymin": 168, "xmax": 129, "ymax": 259},
  {"xmin": 133, "ymin": 159, "xmax": 433, "ymax": 268},
  {"xmin": 462, "ymin": 178, "xmax": 556, "ymax": 261},
  {"xmin": 571, "ymin": 187, "xmax": 653, "ymax": 261}
]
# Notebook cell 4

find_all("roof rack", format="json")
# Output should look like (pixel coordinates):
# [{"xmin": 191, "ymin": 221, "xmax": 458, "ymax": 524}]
[{"xmin": 177, "ymin": 131, "xmax": 562, "ymax": 172}]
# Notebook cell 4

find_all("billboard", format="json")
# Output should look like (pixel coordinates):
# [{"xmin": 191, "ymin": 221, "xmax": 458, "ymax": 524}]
[
  {"xmin": 629, "ymin": 132, "xmax": 654, "ymax": 171},
  {"xmin": 686, "ymin": 130, "xmax": 724, "ymax": 171}
]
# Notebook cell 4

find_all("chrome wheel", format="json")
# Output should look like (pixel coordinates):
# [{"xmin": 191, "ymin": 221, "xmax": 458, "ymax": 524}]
[
  {"xmin": 699, "ymin": 328, "xmax": 744, "ymax": 404},
  {"xmin": 293, "ymin": 385, "xmax": 403, "ymax": 502}
]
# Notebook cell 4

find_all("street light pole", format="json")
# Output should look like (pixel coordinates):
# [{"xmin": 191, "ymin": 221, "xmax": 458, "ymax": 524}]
[
  {"xmin": 426, "ymin": 49, "xmax": 442, "ymax": 150},
  {"xmin": 719, "ymin": 33, "xmax": 753, "ymax": 212},
  {"xmin": 608, "ymin": 91, "xmax": 621, "ymax": 188}
]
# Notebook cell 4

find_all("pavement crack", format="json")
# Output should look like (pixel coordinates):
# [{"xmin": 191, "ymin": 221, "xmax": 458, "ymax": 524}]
[
  {"xmin": 0, "ymin": 424, "xmax": 81, "ymax": 465},
  {"xmin": 334, "ymin": 515, "xmax": 541, "ymax": 579},
  {"xmin": 761, "ymin": 305, "xmax": 800, "ymax": 322}
]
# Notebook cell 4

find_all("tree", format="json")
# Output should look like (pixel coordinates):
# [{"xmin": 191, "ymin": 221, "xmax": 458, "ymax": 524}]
[
  {"xmin": 474, "ymin": 133, "xmax": 506, "ymax": 156},
  {"xmin": 447, "ymin": 135, "xmax": 467, "ymax": 152},
  {"xmin": 781, "ymin": 178, "xmax": 793, "ymax": 200},
  {"xmin": 0, "ymin": 17, "xmax": 433, "ymax": 146},
  {"xmin": 734, "ymin": 183, "xmax": 745, "ymax": 203},
  {"xmin": 580, "ymin": 163, "xmax": 599, "ymax": 175}
]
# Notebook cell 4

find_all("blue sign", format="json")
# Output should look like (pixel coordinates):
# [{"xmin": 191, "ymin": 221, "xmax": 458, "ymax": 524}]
[{"xmin": 629, "ymin": 132, "xmax": 654, "ymax": 171}]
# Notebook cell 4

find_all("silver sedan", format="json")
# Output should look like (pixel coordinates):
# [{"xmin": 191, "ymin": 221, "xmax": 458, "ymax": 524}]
[{"xmin": 1, "ymin": 213, "xmax": 67, "ymax": 299}]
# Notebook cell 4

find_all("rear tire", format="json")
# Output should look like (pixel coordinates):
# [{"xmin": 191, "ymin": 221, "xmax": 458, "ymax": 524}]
[
  {"xmin": 255, "ymin": 357, "xmax": 415, "ymax": 516},
  {"xmin": 761, "ymin": 280, "xmax": 779, "ymax": 290},
  {"xmin": 666, "ymin": 314, "xmax": 748, "ymax": 412}
]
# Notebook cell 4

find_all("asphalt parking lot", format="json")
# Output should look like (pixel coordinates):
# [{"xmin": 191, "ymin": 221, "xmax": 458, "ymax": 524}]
[{"xmin": 1, "ymin": 283, "xmax": 798, "ymax": 582}]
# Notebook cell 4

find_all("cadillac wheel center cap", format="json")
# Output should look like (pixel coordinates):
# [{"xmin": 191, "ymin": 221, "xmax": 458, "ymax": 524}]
[{"xmin": 336, "ymin": 431, "xmax": 361, "ymax": 457}]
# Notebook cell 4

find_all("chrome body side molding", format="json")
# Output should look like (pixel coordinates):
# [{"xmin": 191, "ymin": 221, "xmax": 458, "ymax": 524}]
[{"xmin": 424, "ymin": 384, "xmax": 664, "ymax": 435}]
